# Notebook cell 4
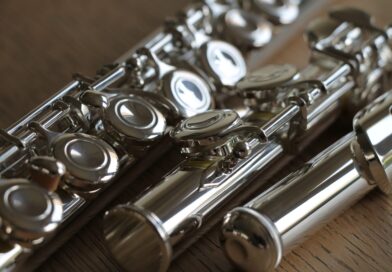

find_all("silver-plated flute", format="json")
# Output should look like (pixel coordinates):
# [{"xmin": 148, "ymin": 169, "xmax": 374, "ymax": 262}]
[
  {"xmin": 221, "ymin": 90, "xmax": 392, "ymax": 272},
  {"xmin": 0, "ymin": 0, "xmax": 309, "ymax": 270},
  {"xmin": 103, "ymin": 8, "xmax": 392, "ymax": 272}
]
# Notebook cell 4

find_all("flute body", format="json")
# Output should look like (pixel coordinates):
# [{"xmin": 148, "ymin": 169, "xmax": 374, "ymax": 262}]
[
  {"xmin": 221, "ymin": 91, "xmax": 392, "ymax": 272},
  {"xmin": 103, "ymin": 8, "xmax": 392, "ymax": 272}
]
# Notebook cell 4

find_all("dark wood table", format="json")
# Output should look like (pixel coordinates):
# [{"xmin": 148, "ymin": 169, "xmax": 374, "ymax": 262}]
[{"xmin": 1, "ymin": 1, "xmax": 391, "ymax": 271}]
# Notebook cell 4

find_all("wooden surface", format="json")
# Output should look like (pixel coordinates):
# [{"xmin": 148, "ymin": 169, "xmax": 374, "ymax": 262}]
[{"xmin": 1, "ymin": 1, "xmax": 392, "ymax": 271}]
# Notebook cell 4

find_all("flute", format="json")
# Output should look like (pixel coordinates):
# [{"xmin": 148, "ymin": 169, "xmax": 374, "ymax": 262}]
[
  {"xmin": 103, "ymin": 8, "xmax": 392, "ymax": 272},
  {"xmin": 0, "ymin": 0, "xmax": 308, "ymax": 270},
  {"xmin": 221, "ymin": 90, "xmax": 392, "ymax": 272}
]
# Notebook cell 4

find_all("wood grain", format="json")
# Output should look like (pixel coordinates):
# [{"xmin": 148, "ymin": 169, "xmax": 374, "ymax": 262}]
[{"xmin": 1, "ymin": 1, "xmax": 392, "ymax": 271}]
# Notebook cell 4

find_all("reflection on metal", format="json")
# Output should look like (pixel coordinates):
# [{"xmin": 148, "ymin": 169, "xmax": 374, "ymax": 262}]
[
  {"xmin": 104, "ymin": 8, "xmax": 392, "ymax": 272},
  {"xmin": 221, "ymin": 92, "xmax": 392, "ymax": 271},
  {"xmin": 0, "ymin": 0, "xmax": 309, "ymax": 270}
]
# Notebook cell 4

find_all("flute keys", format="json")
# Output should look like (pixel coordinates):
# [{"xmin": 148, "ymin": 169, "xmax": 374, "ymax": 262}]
[
  {"xmin": 81, "ymin": 90, "xmax": 169, "ymax": 145},
  {"xmin": 131, "ymin": 48, "xmax": 213, "ymax": 118},
  {"xmin": 200, "ymin": 40, "xmax": 247, "ymax": 88},
  {"xmin": 161, "ymin": 70, "xmax": 212, "ymax": 118},
  {"xmin": 0, "ymin": 179, "xmax": 63, "ymax": 245},
  {"xmin": 253, "ymin": 0, "xmax": 300, "ymax": 25},
  {"xmin": 171, "ymin": 109, "xmax": 243, "ymax": 155},
  {"xmin": 172, "ymin": 110, "xmax": 242, "ymax": 141},
  {"xmin": 237, "ymin": 64, "xmax": 297, "ymax": 92},
  {"xmin": 104, "ymin": 96, "xmax": 167, "ymax": 143},
  {"xmin": 217, "ymin": 9, "xmax": 273, "ymax": 49},
  {"xmin": 52, "ymin": 134, "xmax": 119, "ymax": 192}
]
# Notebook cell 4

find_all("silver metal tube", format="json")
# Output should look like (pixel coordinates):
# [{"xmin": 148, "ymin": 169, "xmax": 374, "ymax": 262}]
[
  {"xmin": 104, "ymin": 141, "xmax": 283, "ymax": 272},
  {"xmin": 102, "ymin": 11, "xmax": 392, "ymax": 271},
  {"xmin": 6, "ymin": 80, "xmax": 80, "ymax": 134},
  {"xmin": 277, "ymin": 138, "xmax": 371, "ymax": 253},
  {"xmin": 221, "ymin": 92, "xmax": 392, "ymax": 272},
  {"xmin": 90, "ymin": 66, "xmax": 128, "ymax": 91},
  {"xmin": 306, "ymin": 64, "xmax": 353, "ymax": 129},
  {"xmin": 2, "ymin": 4, "xmax": 389, "ymax": 272},
  {"xmin": 103, "ymin": 74, "xmax": 353, "ymax": 270},
  {"xmin": 260, "ymin": 104, "xmax": 300, "ymax": 141},
  {"xmin": 221, "ymin": 133, "xmax": 373, "ymax": 272}
]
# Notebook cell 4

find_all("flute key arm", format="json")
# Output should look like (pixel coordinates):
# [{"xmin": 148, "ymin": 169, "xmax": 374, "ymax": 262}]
[
  {"xmin": 60, "ymin": 96, "xmax": 92, "ymax": 131},
  {"xmin": 29, "ymin": 156, "xmax": 66, "ymax": 192}
]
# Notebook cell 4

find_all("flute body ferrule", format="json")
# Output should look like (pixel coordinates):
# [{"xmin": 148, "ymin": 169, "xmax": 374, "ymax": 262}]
[{"xmin": 104, "ymin": 138, "xmax": 284, "ymax": 272}]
